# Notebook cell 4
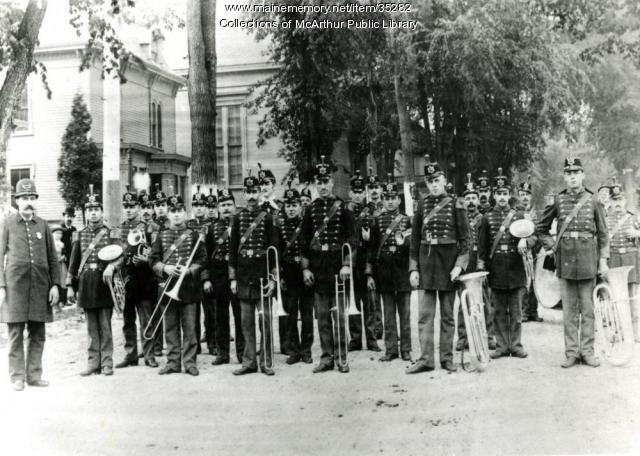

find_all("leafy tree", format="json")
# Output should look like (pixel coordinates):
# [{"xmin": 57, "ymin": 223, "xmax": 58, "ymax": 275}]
[{"xmin": 58, "ymin": 94, "xmax": 102, "ymax": 222}]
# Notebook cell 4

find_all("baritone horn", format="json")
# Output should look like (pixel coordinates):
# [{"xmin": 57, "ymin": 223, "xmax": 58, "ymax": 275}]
[
  {"xmin": 257, "ymin": 246, "xmax": 286, "ymax": 370},
  {"xmin": 127, "ymin": 227, "xmax": 150, "ymax": 256},
  {"xmin": 97, "ymin": 244, "xmax": 126, "ymax": 315},
  {"xmin": 593, "ymin": 266, "xmax": 635, "ymax": 366},
  {"xmin": 458, "ymin": 271, "xmax": 490, "ymax": 372},
  {"xmin": 332, "ymin": 243, "xmax": 360, "ymax": 369},
  {"xmin": 509, "ymin": 218, "xmax": 535, "ymax": 289}
]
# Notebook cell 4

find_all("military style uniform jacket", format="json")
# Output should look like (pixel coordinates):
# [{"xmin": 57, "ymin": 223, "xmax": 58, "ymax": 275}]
[
  {"xmin": 478, "ymin": 206, "xmax": 535, "ymax": 290},
  {"xmin": 228, "ymin": 206, "xmax": 279, "ymax": 300},
  {"xmin": 537, "ymin": 188, "xmax": 609, "ymax": 280},
  {"xmin": 187, "ymin": 215, "xmax": 212, "ymax": 234},
  {"xmin": 465, "ymin": 211, "xmax": 483, "ymax": 273},
  {"xmin": 0, "ymin": 214, "xmax": 60, "ymax": 323},
  {"xmin": 409, "ymin": 193, "xmax": 470, "ymax": 291},
  {"xmin": 150, "ymin": 225, "xmax": 207, "ymax": 303},
  {"xmin": 67, "ymin": 222, "xmax": 122, "ymax": 309},
  {"xmin": 367, "ymin": 209, "xmax": 411, "ymax": 293},
  {"xmin": 120, "ymin": 217, "xmax": 158, "ymax": 301},
  {"xmin": 347, "ymin": 202, "xmax": 376, "ymax": 282},
  {"xmin": 61, "ymin": 224, "xmax": 77, "ymax": 268},
  {"xmin": 154, "ymin": 215, "xmax": 169, "ymax": 231},
  {"xmin": 300, "ymin": 195, "xmax": 356, "ymax": 294},
  {"xmin": 279, "ymin": 215, "xmax": 305, "ymax": 293},
  {"xmin": 204, "ymin": 216, "xmax": 233, "ymax": 298},
  {"xmin": 606, "ymin": 209, "xmax": 640, "ymax": 283}
]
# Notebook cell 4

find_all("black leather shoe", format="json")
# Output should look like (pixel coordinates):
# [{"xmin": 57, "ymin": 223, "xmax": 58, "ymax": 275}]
[
  {"xmin": 338, "ymin": 364, "xmax": 350, "ymax": 373},
  {"xmin": 186, "ymin": 367, "xmax": 200, "ymax": 376},
  {"xmin": 102, "ymin": 366, "xmax": 114, "ymax": 376},
  {"xmin": 115, "ymin": 358, "xmax": 138, "ymax": 369},
  {"xmin": 154, "ymin": 351, "xmax": 164, "ymax": 357},
  {"xmin": 406, "ymin": 363, "xmax": 434, "ymax": 374},
  {"xmin": 302, "ymin": 354, "xmax": 313, "ymax": 364},
  {"xmin": 490, "ymin": 351, "xmax": 509, "ymax": 359},
  {"xmin": 582, "ymin": 355, "xmax": 600, "ymax": 367},
  {"xmin": 379, "ymin": 353, "xmax": 399, "ymax": 362},
  {"xmin": 11, "ymin": 380, "xmax": 24, "ymax": 391},
  {"xmin": 529, "ymin": 316, "xmax": 544, "ymax": 322},
  {"xmin": 80, "ymin": 367, "xmax": 101, "ymax": 377},
  {"xmin": 455, "ymin": 341, "xmax": 464, "ymax": 351},
  {"xmin": 145, "ymin": 359, "xmax": 159, "ymax": 368},
  {"xmin": 286, "ymin": 354, "xmax": 301, "ymax": 365},
  {"xmin": 26, "ymin": 380, "xmax": 49, "ymax": 387},
  {"xmin": 212, "ymin": 356, "xmax": 230, "ymax": 366},
  {"xmin": 312, "ymin": 363, "xmax": 334, "ymax": 373},
  {"xmin": 367, "ymin": 342, "xmax": 382, "ymax": 352},
  {"xmin": 348, "ymin": 342, "xmax": 362, "ymax": 352},
  {"xmin": 261, "ymin": 367, "xmax": 275, "ymax": 376},
  {"xmin": 441, "ymin": 360, "xmax": 458, "ymax": 372},
  {"xmin": 158, "ymin": 366, "xmax": 181, "ymax": 375},
  {"xmin": 488, "ymin": 339, "xmax": 497, "ymax": 350},
  {"xmin": 511, "ymin": 350, "xmax": 528, "ymax": 358},
  {"xmin": 561, "ymin": 357, "xmax": 579, "ymax": 368},
  {"xmin": 401, "ymin": 351, "xmax": 412, "ymax": 361},
  {"xmin": 233, "ymin": 366, "xmax": 258, "ymax": 376}
]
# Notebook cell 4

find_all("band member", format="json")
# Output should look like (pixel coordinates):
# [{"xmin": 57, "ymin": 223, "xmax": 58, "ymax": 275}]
[
  {"xmin": 300, "ymin": 183, "xmax": 312, "ymax": 212},
  {"xmin": 456, "ymin": 174, "xmax": 495, "ymax": 351},
  {"xmin": 279, "ymin": 185, "xmax": 314, "ymax": 364},
  {"xmin": 477, "ymin": 170, "xmax": 493, "ymax": 214},
  {"xmin": 598, "ymin": 183, "xmax": 612, "ymax": 214},
  {"xmin": 537, "ymin": 156, "xmax": 609, "ymax": 368},
  {"xmin": 365, "ymin": 169, "xmax": 384, "ymax": 339},
  {"xmin": 52, "ymin": 226, "xmax": 68, "ymax": 295},
  {"xmin": 150, "ymin": 194, "xmax": 207, "ymax": 376},
  {"xmin": 188, "ymin": 186, "xmax": 214, "ymax": 356},
  {"xmin": 152, "ymin": 183, "xmax": 169, "ymax": 230},
  {"xmin": 367, "ymin": 176, "xmax": 412, "ymax": 361},
  {"xmin": 67, "ymin": 185, "xmax": 122, "ymax": 377},
  {"xmin": 407, "ymin": 156, "xmax": 470, "ymax": 374},
  {"xmin": 347, "ymin": 170, "xmax": 380, "ymax": 352},
  {"xmin": 115, "ymin": 187, "xmax": 159, "ymax": 369},
  {"xmin": 229, "ymin": 171, "xmax": 279, "ymax": 376},
  {"xmin": 301, "ymin": 156, "xmax": 356, "ymax": 373},
  {"xmin": 518, "ymin": 176, "xmax": 543, "ymax": 323},
  {"xmin": 607, "ymin": 182, "xmax": 640, "ymax": 341},
  {"xmin": 139, "ymin": 190, "xmax": 155, "ymax": 224},
  {"xmin": 477, "ymin": 170, "xmax": 533, "ymax": 359},
  {"xmin": 203, "ymin": 185, "xmax": 245, "ymax": 365},
  {"xmin": 0, "ymin": 179, "xmax": 60, "ymax": 391},
  {"xmin": 61, "ymin": 206, "xmax": 76, "ymax": 270},
  {"xmin": 206, "ymin": 188, "xmax": 219, "ymax": 222}
]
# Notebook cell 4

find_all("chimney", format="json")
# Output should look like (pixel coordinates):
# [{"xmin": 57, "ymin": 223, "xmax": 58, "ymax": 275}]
[{"xmin": 150, "ymin": 29, "xmax": 168, "ymax": 69}]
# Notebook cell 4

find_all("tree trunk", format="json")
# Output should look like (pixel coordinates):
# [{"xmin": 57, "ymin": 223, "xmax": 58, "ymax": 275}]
[
  {"xmin": 187, "ymin": 0, "xmax": 217, "ymax": 183},
  {"xmin": 0, "ymin": 0, "xmax": 48, "ymax": 209},
  {"xmin": 394, "ymin": 75, "xmax": 414, "ymax": 182}
]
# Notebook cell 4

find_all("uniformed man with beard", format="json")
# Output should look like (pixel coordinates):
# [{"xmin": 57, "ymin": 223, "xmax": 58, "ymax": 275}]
[
  {"xmin": 518, "ymin": 176, "xmax": 543, "ymax": 323},
  {"xmin": 407, "ymin": 156, "xmax": 470, "ymax": 374},
  {"xmin": 347, "ymin": 170, "xmax": 380, "ymax": 353},
  {"xmin": 477, "ymin": 170, "xmax": 493, "ymax": 214},
  {"xmin": 203, "ymin": 185, "xmax": 245, "ymax": 365}
]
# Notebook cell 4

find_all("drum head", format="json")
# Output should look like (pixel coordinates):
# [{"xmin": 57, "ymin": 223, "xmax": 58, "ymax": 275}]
[
  {"xmin": 534, "ymin": 248, "xmax": 561, "ymax": 308},
  {"xmin": 509, "ymin": 219, "xmax": 535, "ymax": 238},
  {"xmin": 97, "ymin": 244, "xmax": 123, "ymax": 262}
]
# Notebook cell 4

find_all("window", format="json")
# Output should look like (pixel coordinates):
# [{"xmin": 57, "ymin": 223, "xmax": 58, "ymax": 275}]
[
  {"xmin": 216, "ymin": 105, "xmax": 245, "ymax": 186},
  {"xmin": 150, "ymin": 101, "xmax": 163, "ymax": 148},
  {"xmin": 12, "ymin": 86, "xmax": 31, "ymax": 134},
  {"xmin": 11, "ymin": 168, "xmax": 32, "ymax": 193}
]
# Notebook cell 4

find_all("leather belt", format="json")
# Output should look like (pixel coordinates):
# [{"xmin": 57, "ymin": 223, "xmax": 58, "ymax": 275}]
[
  {"xmin": 612, "ymin": 247, "xmax": 637, "ymax": 254},
  {"xmin": 83, "ymin": 263, "xmax": 104, "ymax": 271},
  {"xmin": 240, "ymin": 249, "xmax": 265, "ymax": 258},
  {"xmin": 494, "ymin": 249, "xmax": 516, "ymax": 255},
  {"xmin": 421, "ymin": 239, "xmax": 456, "ymax": 245},
  {"xmin": 562, "ymin": 231, "xmax": 594, "ymax": 239}
]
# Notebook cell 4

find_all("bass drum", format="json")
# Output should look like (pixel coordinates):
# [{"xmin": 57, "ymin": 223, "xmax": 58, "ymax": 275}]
[{"xmin": 534, "ymin": 247, "xmax": 562, "ymax": 308}]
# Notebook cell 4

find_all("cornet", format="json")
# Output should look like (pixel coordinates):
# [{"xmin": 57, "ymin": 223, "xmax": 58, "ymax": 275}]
[
  {"xmin": 127, "ymin": 228, "xmax": 150, "ymax": 257},
  {"xmin": 394, "ymin": 229, "xmax": 412, "ymax": 246},
  {"xmin": 332, "ymin": 243, "xmax": 360, "ymax": 368},
  {"xmin": 257, "ymin": 246, "xmax": 287, "ymax": 371}
]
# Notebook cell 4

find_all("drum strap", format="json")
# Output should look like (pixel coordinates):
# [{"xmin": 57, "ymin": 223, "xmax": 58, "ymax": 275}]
[
  {"xmin": 489, "ymin": 210, "xmax": 516, "ymax": 259},
  {"xmin": 552, "ymin": 193, "xmax": 592, "ymax": 253},
  {"xmin": 78, "ymin": 228, "xmax": 108, "ymax": 272},
  {"xmin": 238, "ymin": 211, "xmax": 267, "ymax": 253},
  {"xmin": 311, "ymin": 201, "xmax": 342, "ymax": 247},
  {"xmin": 162, "ymin": 230, "xmax": 193, "ymax": 264},
  {"xmin": 376, "ymin": 214, "xmax": 404, "ymax": 260},
  {"xmin": 210, "ymin": 226, "xmax": 231, "ymax": 261},
  {"xmin": 423, "ymin": 197, "xmax": 452, "ymax": 226}
]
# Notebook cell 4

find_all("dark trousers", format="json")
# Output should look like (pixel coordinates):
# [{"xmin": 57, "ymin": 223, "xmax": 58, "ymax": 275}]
[
  {"xmin": 122, "ymin": 297, "xmax": 156, "ymax": 362},
  {"xmin": 372, "ymin": 290, "xmax": 383, "ymax": 338},
  {"xmin": 492, "ymin": 287, "xmax": 525, "ymax": 354},
  {"xmin": 416, "ymin": 290, "xmax": 455, "ymax": 367},
  {"xmin": 285, "ymin": 289, "xmax": 314, "ymax": 356},
  {"xmin": 215, "ymin": 294, "xmax": 244, "ymax": 362},
  {"xmin": 86, "ymin": 308, "xmax": 113, "ymax": 370},
  {"xmin": 164, "ymin": 302, "xmax": 197, "ymax": 370},
  {"xmin": 522, "ymin": 286, "xmax": 539, "ymax": 319},
  {"xmin": 202, "ymin": 294, "xmax": 217, "ymax": 354},
  {"xmin": 349, "ymin": 281, "xmax": 377, "ymax": 347},
  {"xmin": 315, "ymin": 292, "xmax": 347, "ymax": 367},
  {"xmin": 7, "ymin": 321, "xmax": 45, "ymax": 383},
  {"xmin": 381, "ymin": 292, "xmax": 411, "ymax": 355},
  {"xmin": 153, "ymin": 285, "xmax": 165, "ymax": 357},
  {"xmin": 559, "ymin": 278, "xmax": 595, "ymax": 359},
  {"xmin": 240, "ymin": 299, "xmax": 273, "ymax": 369},
  {"xmin": 457, "ymin": 282, "xmax": 493, "ymax": 345}
]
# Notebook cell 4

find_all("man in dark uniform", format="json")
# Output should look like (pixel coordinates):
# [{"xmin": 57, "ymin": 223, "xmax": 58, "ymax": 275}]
[
  {"xmin": 150, "ymin": 194, "xmax": 207, "ymax": 376},
  {"xmin": 59, "ymin": 207, "xmax": 77, "ymax": 307},
  {"xmin": 203, "ymin": 185, "xmax": 245, "ymax": 365},
  {"xmin": 456, "ymin": 174, "xmax": 495, "ymax": 351},
  {"xmin": 115, "ymin": 186, "xmax": 160, "ymax": 369},
  {"xmin": 279, "ymin": 185, "xmax": 314, "ymax": 365},
  {"xmin": 229, "ymin": 171, "xmax": 280, "ymax": 376},
  {"xmin": 347, "ymin": 170, "xmax": 380, "ymax": 353},
  {"xmin": 187, "ymin": 186, "xmax": 214, "ymax": 356},
  {"xmin": 367, "ymin": 175, "xmax": 412, "ymax": 362},
  {"xmin": 301, "ymin": 156, "xmax": 356, "ymax": 374},
  {"xmin": 537, "ymin": 156, "xmax": 609, "ymax": 368},
  {"xmin": 67, "ymin": 185, "xmax": 122, "ymax": 377},
  {"xmin": 477, "ymin": 170, "xmax": 493, "ymax": 215},
  {"xmin": 607, "ymin": 181, "xmax": 640, "ymax": 341},
  {"xmin": 407, "ymin": 156, "xmax": 470, "ymax": 374},
  {"xmin": 300, "ymin": 183, "xmax": 312, "ymax": 212},
  {"xmin": 598, "ymin": 183, "xmax": 612, "ymax": 215},
  {"xmin": 477, "ymin": 170, "xmax": 534, "ymax": 359},
  {"xmin": 0, "ymin": 179, "xmax": 60, "ymax": 391},
  {"xmin": 518, "ymin": 176, "xmax": 544, "ymax": 323},
  {"xmin": 152, "ymin": 183, "xmax": 169, "ymax": 230},
  {"xmin": 139, "ymin": 190, "xmax": 155, "ymax": 224},
  {"xmin": 365, "ymin": 169, "xmax": 385, "ymax": 340},
  {"xmin": 206, "ymin": 188, "xmax": 219, "ymax": 222}
]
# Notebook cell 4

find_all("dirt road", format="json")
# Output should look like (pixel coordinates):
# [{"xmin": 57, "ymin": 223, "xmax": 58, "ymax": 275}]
[{"xmin": 1, "ymin": 298, "xmax": 639, "ymax": 456}]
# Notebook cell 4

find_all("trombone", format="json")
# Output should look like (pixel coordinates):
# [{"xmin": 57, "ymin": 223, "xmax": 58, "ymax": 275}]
[
  {"xmin": 143, "ymin": 257, "xmax": 182, "ymax": 342},
  {"xmin": 258, "ymin": 246, "xmax": 287, "ymax": 370},
  {"xmin": 332, "ymin": 243, "xmax": 360, "ymax": 368}
]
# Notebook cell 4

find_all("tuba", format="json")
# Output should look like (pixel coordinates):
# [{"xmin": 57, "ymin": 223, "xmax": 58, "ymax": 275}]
[
  {"xmin": 458, "ymin": 271, "xmax": 490, "ymax": 372},
  {"xmin": 509, "ymin": 218, "xmax": 535, "ymax": 289},
  {"xmin": 257, "ymin": 246, "xmax": 287, "ymax": 370},
  {"xmin": 593, "ymin": 266, "xmax": 635, "ymax": 366},
  {"xmin": 97, "ymin": 244, "xmax": 126, "ymax": 315},
  {"xmin": 332, "ymin": 243, "xmax": 360, "ymax": 369}
]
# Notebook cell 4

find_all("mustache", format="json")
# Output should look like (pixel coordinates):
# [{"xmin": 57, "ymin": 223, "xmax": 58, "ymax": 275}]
[
  {"xmin": 23, "ymin": 205, "xmax": 35, "ymax": 211},
  {"xmin": 467, "ymin": 203, "xmax": 476, "ymax": 210}
]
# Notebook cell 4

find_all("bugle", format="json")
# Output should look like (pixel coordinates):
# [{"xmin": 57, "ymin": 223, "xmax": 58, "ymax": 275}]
[
  {"xmin": 257, "ymin": 246, "xmax": 287, "ymax": 371},
  {"xmin": 458, "ymin": 272, "xmax": 490, "ymax": 372}
]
